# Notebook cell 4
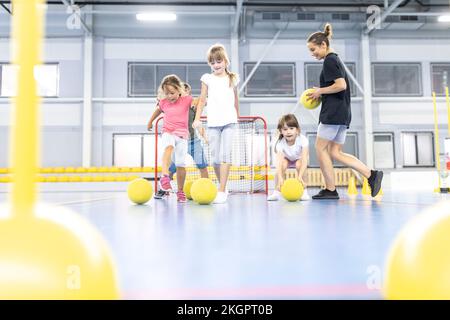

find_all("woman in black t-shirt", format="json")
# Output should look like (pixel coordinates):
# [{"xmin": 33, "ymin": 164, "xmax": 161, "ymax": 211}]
[{"xmin": 306, "ymin": 23, "xmax": 383, "ymax": 199}]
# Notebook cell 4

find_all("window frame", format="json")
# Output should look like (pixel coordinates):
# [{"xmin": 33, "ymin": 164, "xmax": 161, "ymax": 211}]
[
  {"xmin": 0, "ymin": 62, "xmax": 60, "ymax": 98},
  {"xmin": 430, "ymin": 62, "xmax": 450, "ymax": 97},
  {"xmin": 305, "ymin": 131, "xmax": 359, "ymax": 168},
  {"xmin": 243, "ymin": 62, "xmax": 296, "ymax": 97},
  {"xmin": 304, "ymin": 62, "xmax": 358, "ymax": 97},
  {"xmin": 401, "ymin": 131, "xmax": 435, "ymax": 168},
  {"xmin": 127, "ymin": 62, "xmax": 210, "ymax": 97},
  {"xmin": 371, "ymin": 62, "xmax": 423, "ymax": 97},
  {"xmin": 373, "ymin": 132, "xmax": 396, "ymax": 169}
]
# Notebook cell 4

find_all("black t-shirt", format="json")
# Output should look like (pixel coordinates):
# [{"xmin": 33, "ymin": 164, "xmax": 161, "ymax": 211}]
[{"xmin": 319, "ymin": 52, "xmax": 351, "ymax": 127}]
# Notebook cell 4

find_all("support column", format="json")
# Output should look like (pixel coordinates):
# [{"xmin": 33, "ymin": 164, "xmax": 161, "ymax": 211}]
[
  {"xmin": 361, "ymin": 32, "xmax": 374, "ymax": 168},
  {"xmin": 82, "ymin": 6, "xmax": 93, "ymax": 167}
]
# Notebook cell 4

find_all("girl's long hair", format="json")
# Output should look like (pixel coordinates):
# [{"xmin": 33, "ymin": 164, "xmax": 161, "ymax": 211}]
[{"xmin": 207, "ymin": 43, "xmax": 238, "ymax": 87}]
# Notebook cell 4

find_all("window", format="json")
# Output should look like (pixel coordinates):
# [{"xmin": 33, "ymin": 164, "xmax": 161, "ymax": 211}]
[
  {"xmin": 244, "ymin": 63, "xmax": 295, "ymax": 96},
  {"xmin": 332, "ymin": 13, "xmax": 350, "ymax": 21},
  {"xmin": 262, "ymin": 12, "xmax": 281, "ymax": 20},
  {"xmin": 128, "ymin": 62, "xmax": 210, "ymax": 97},
  {"xmin": 0, "ymin": 63, "xmax": 59, "ymax": 97},
  {"xmin": 431, "ymin": 63, "xmax": 450, "ymax": 96},
  {"xmin": 113, "ymin": 134, "xmax": 143, "ymax": 167},
  {"xmin": 305, "ymin": 62, "xmax": 357, "ymax": 97},
  {"xmin": 402, "ymin": 132, "xmax": 434, "ymax": 167},
  {"xmin": 373, "ymin": 133, "xmax": 395, "ymax": 169},
  {"xmin": 306, "ymin": 132, "xmax": 359, "ymax": 168},
  {"xmin": 113, "ymin": 133, "xmax": 196, "ymax": 168},
  {"xmin": 372, "ymin": 63, "xmax": 422, "ymax": 96},
  {"xmin": 128, "ymin": 63, "xmax": 155, "ymax": 97}
]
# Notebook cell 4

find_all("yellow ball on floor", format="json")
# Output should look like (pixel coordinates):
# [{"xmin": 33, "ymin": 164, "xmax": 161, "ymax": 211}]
[
  {"xmin": 127, "ymin": 178, "xmax": 153, "ymax": 205},
  {"xmin": 384, "ymin": 201, "xmax": 450, "ymax": 299},
  {"xmin": 0, "ymin": 204, "xmax": 119, "ymax": 299},
  {"xmin": 191, "ymin": 178, "xmax": 217, "ymax": 205},
  {"xmin": 183, "ymin": 180, "xmax": 195, "ymax": 200},
  {"xmin": 281, "ymin": 178, "xmax": 304, "ymax": 202},
  {"xmin": 300, "ymin": 88, "xmax": 321, "ymax": 110}
]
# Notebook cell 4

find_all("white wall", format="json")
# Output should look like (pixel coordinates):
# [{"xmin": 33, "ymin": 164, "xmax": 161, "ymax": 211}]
[
  {"xmin": 0, "ymin": 38, "xmax": 83, "ymax": 167},
  {"xmin": 1, "ymin": 35, "xmax": 449, "ymax": 168},
  {"xmin": 369, "ymin": 38, "xmax": 450, "ymax": 168}
]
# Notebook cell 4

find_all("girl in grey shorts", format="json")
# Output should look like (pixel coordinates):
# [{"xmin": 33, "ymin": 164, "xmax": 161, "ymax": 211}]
[{"xmin": 306, "ymin": 23, "xmax": 383, "ymax": 199}]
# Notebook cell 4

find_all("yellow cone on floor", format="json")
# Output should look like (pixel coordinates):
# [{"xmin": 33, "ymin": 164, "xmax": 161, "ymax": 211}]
[
  {"xmin": 347, "ymin": 176, "xmax": 358, "ymax": 196},
  {"xmin": 362, "ymin": 178, "xmax": 371, "ymax": 196}
]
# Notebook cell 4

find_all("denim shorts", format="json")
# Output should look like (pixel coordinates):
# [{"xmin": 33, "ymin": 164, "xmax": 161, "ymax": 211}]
[
  {"xmin": 317, "ymin": 123, "xmax": 348, "ymax": 145},
  {"xmin": 169, "ymin": 137, "xmax": 207, "ymax": 173}
]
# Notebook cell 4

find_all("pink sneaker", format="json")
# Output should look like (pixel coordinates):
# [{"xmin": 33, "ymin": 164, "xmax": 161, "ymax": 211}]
[
  {"xmin": 159, "ymin": 175, "xmax": 172, "ymax": 191},
  {"xmin": 177, "ymin": 191, "xmax": 187, "ymax": 203}
]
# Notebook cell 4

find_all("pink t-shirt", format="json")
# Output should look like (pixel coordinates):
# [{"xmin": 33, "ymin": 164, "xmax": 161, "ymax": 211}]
[{"xmin": 158, "ymin": 95, "xmax": 192, "ymax": 139}]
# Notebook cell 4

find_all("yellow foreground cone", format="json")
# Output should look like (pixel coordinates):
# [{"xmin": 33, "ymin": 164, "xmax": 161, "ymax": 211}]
[
  {"xmin": 362, "ymin": 178, "xmax": 371, "ymax": 196},
  {"xmin": 347, "ymin": 176, "xmax": 358, "ymax": 196}
]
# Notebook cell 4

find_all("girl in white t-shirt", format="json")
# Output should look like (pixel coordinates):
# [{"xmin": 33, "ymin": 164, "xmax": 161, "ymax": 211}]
[
  {"xmin": 268, "ymin": 114, "xmax": 311, "ymax": 201},
  {"xmin": 193, "ymin": 43, "xmax": 239, "ymax": 204}
]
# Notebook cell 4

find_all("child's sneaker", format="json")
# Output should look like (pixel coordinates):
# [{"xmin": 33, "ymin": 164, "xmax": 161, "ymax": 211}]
[
  {"xmin": 159, "ymin": 175, "xmax": 172, "ymax": 191},
  {"xmin": 213, "ymin": 191, "xmax": 228, "ymax": 204},
  {"xmin": 300, "ymin": 189, "xmax": 311, "ymax": 201},
  {"xmin": 177, "ymin": 191, "xmax": 187, "ymax": 203},
  {"xmin": 154, "ymin": 189, "xmax": 169, "ymax": 199},
  {"xmin": 267, "ymin": 190, "xmax": 281, "ymax": 201}
]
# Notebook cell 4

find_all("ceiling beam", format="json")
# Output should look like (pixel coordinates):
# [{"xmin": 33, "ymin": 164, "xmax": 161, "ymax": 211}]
[
  {"xmin": 233, "ymin": 0, "xmax": 243, "ymax": 34},
  {"xmin": 0, "ymin": 2, "xmax": 11, "ymax": 14}
]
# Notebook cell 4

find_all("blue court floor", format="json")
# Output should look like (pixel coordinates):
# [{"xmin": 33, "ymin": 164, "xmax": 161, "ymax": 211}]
[{"xmin": 1, "ymin": 186, "xmax": 449, "ymax": 299}]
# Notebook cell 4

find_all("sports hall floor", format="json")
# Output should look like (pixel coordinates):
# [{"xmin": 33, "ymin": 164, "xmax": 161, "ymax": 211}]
[{"xmin": 2, "ymin": 184, "xmax": 447, "ymax": 299}]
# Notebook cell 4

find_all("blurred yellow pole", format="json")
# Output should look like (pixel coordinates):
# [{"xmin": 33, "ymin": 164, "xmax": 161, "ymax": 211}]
[
  {"xmin": 432, "ymin": 92, "xmax": 441, "ymax": 190},
  {"xmin": 10, "ymin": 0, "xmax": 45, "ymax": 217}
]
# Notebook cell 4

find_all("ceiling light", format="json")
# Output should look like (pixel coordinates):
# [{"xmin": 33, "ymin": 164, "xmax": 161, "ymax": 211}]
[
  {"xmin": 136, "ymin": 12, "xmax": 177, "ymax": 22},
  {"xmin": 438, "ymin": 15, "xmax": 450, "ymax": 22}
]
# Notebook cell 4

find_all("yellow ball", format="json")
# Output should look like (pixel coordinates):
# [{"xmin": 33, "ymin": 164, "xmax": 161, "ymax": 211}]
[
  {"xmin": 384, "ymin": 201, "xmax": 450, "ymax": 299},
  {"xmin": 281, "ymin": 178, "xmax": 304, "ymax": 202},
  {"xmin": 190, "ymin": 178, "xmax": 217, "ymax": 205},
  {"xmin": 0, "ymin": 204, "xmax": 120, "ymax": 299},
  {"xmin": 127, "ymin": 178, "xmax": 153, "ymax": 205},
  {"xmin": 300, "ymin": 88, "xmax": 321, "ymax": 110},
  {"xmin": 183, "ymin": 180, "xmax": 195, "ymax": 200}
]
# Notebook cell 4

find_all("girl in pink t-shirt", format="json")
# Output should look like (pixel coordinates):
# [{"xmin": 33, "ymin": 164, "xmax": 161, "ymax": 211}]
[{"xmin": 147, "ymin": 74, "xmax": 192, "ymax": 202}]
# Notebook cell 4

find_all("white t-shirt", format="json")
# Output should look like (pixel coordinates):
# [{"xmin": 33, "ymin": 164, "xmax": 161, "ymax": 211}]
[
  {"xmin": 275, "ymin": 134, "xmax": 309, "ymax": 161},
  {"xmin": 200, "ymin": 73, "xmax": 239, "ymax": 127}
]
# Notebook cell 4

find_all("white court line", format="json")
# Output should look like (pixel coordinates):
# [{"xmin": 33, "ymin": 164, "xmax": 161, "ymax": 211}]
[{"xmin": 54, "ymin": 196, "xmax": 120, "ymax": 207}]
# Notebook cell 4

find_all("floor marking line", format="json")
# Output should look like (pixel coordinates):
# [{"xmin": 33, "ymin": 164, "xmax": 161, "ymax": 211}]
[{"xmin": 54, "ymin": 196, "xmax": 119, "ymax": 206}]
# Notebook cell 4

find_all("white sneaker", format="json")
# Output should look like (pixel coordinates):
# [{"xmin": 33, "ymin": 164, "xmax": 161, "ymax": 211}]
[
  {"xmin": 301, "ymin": 190, "xmax": 311, "ymax": 201},
  {"xmin": 267, "ymin": 190, "xmax": 281, "ymax": 201},
  {"xmin": 213, "ymin": 191, "xmax": 228, "ymax": 204}
]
